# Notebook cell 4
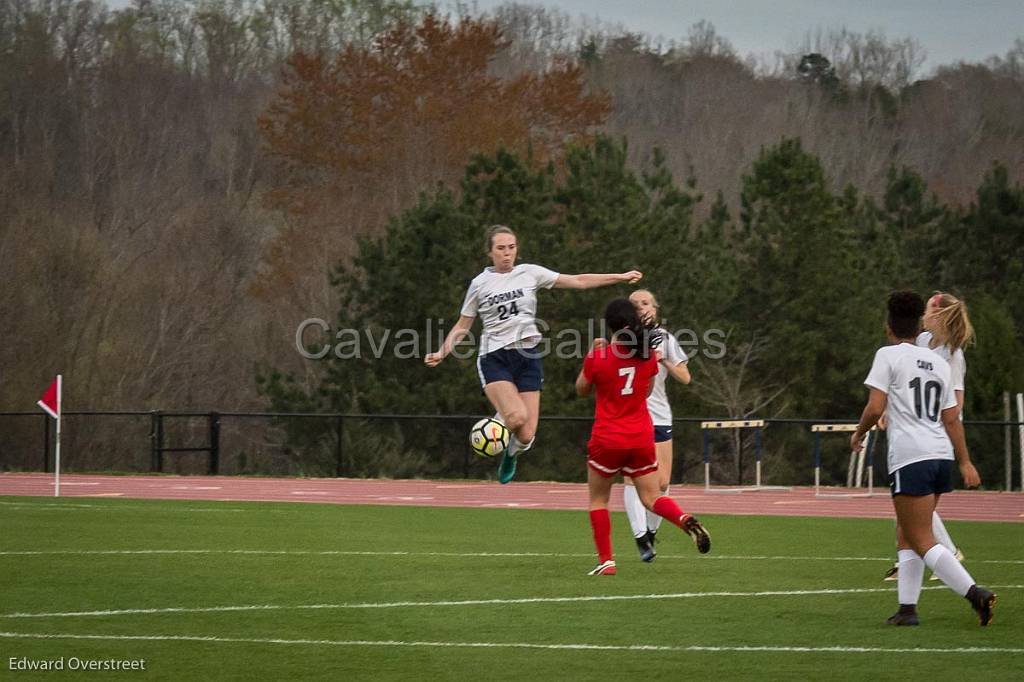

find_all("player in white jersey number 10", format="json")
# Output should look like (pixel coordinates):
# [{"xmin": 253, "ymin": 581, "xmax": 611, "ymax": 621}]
[
  {"xmin": 852, "ymin": 290, "xmax": 995, "ymax": 627},
  {"xmin": 425, "ymin": 225, "xmax": 642, "ymax": 484},
  {"xmin": 882, "ymin": 291, "xmax": 975, "ymax": 582}
]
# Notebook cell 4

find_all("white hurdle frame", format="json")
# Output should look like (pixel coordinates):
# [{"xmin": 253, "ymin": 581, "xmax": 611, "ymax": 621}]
[
  {"xmin": 701, "ymin": 420, "xmax": 791, "ymax": 493},
  {"xmin": 812, "ymin": 424, "xmax": 886, "ymax": 498}
]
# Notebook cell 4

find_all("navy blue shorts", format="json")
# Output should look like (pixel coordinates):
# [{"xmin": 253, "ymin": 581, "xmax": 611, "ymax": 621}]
[
  {"xmin": 477, "ymin": 347, "xmax": 544, "ymax": 392},
  {"xmin": 889, "ymin": 459, "xmax": 954, "ymax": 497},
  {"xmin": 654, "ymin": 426, "xmax": 673, "ymax": 443}
]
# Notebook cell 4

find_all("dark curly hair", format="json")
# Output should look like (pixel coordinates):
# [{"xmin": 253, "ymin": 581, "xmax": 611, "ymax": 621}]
[
  {"xmin": 604, "ymin": 298, "xmax": 660, "ymax": 359},
  {"xmin": 887, "ymin": 290, "xmax": 925, "ymax": 339}
]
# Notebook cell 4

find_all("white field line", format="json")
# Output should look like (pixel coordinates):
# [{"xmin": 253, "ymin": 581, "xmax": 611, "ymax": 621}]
[
  {"xmin": 2, "ymin": 499, "xmax": 1020, "ymax": 522},
  {"xmin": 0, "ymin": 501, "xmax": 245, "ymax": 512},
  {"xmin": 3, "ymin": 585, "xmax": 1023, "ymax": 620},
  {"xmin": 1, "ymin": 548, "xmax": 1022, "ymax": 567},
  {"xmin": 0, "ymin": 632, "xmax": 1021, "ymax": 654}
]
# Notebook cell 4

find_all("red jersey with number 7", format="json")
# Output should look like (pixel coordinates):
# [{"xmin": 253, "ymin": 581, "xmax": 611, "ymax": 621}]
[{"xmin": 583, "ymin": 343, "xmax": 659, "ymax": 449}]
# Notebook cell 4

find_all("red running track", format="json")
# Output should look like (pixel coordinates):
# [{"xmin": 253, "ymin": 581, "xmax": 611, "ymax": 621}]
[{"xmin": 1, "ymin": 473, "xmax": 1021, "ymax": 522}]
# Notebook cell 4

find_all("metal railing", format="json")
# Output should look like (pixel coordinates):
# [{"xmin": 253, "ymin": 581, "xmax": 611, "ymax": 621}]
[{"xmin": 1, "ymin": 411, "xmax": 1021, "ymax": 490}]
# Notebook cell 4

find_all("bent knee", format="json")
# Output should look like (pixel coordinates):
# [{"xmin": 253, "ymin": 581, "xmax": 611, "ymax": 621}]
[
  {"xmin": 638, "ymin": 490, "xmax": 662, "ymax": 510},
  {"xmin": 504, "ymin": 410, "xmax": 528, "ymax": 432}
]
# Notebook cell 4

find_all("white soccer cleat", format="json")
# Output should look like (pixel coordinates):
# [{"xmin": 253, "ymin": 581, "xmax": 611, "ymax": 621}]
[{"xmin": 587, "ymin": 560, "xmax": 617, "ymax": 576}]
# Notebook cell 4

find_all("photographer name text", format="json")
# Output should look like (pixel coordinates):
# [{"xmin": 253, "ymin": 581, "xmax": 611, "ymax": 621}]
[{"xmin": 9, "ymin": 656, "xmax": 146, "ymax": 672}]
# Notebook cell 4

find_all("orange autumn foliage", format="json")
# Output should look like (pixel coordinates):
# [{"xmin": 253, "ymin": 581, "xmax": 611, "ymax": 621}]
[
  {"xmin": 252, "ymin": 13, "xmax": 608, "ymax": 300},
  {"xmin": 258, "ymin": 12, "xmax": 609, "ymax": 218}
]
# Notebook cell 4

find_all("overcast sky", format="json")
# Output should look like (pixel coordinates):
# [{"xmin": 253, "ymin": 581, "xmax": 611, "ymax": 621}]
[
  {"xmin": 103, "ymin": 1, "xmax": 1023, "ymax": 75},
  {"xmin": 461, "ymin": 0, "xmax": 1023, "ymax": 73}
]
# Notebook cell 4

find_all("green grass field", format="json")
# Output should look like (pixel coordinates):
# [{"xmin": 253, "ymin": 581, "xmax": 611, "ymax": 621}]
[{"xmin": 1, "ymin": 495, "xmax": 1022, "ymax": 680}]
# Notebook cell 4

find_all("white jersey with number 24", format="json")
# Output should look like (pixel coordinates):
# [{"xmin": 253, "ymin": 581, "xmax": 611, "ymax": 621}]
[{"xmin": 460, "ymin": 264, "xmax": 560, "ymax": 356}]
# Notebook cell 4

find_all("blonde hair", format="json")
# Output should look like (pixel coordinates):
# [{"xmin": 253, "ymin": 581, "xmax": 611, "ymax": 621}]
[
  {"xmin": 629, "ymin": 288, "xmax": 660, "ymax": 310},
  {"xmin": 485, "ymin": 225, "xmax": 516, "ymax": 253},
  {"xmin": 926, "ymin": 292, "xmax": 975, "ymax": 352}
]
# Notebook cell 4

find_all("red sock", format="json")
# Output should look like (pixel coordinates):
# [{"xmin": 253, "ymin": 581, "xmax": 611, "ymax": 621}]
[
  {"xmin": 652, "ymin": 496, "xmax": 688, "ymax": 528},
  {"xmin": 589, "ymin": 509, "xmax": 613, "ymax": 563}
]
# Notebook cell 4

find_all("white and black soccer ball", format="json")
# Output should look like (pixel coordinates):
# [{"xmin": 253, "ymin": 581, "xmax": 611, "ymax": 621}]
[{"xmin": 469, "ymin": 418, "xmax": 510, "ymax": 458}]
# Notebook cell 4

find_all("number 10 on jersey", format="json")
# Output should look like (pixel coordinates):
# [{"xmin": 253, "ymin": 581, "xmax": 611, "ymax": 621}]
[{"xmin": 909, "ymin": 376, "xmax": 941, "ymax": 422}]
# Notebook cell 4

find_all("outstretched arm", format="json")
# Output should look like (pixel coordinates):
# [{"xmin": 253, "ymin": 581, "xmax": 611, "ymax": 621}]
[
  {"xmin": 554, "ymin": 271, "xmax": 642, "ymax": 290},
  {"xmin": 424, "ymin": 315, "xmax": 475, "ymax": 367}
]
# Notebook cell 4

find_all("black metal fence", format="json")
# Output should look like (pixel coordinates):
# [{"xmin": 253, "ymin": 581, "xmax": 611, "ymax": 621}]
[{"xmin": 0, "ymin": 411, "xmax": 1020, "ymax": 490}]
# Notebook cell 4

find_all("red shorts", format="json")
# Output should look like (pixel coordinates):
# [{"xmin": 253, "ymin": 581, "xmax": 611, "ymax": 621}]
[{"xmin": 587, "ymin": 441, "xmax": 658, "ymax": 478}]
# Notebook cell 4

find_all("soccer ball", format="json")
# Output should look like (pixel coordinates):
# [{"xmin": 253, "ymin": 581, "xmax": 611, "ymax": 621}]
[{"xmin": 469, "ymin": 418, "xmax": 510, "ymax": 458}]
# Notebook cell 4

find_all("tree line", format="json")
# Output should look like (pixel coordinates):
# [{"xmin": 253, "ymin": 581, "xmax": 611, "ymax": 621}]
[{"xmin": 258, "ymin": 135, "xmax": 1023, "ymax": 483}]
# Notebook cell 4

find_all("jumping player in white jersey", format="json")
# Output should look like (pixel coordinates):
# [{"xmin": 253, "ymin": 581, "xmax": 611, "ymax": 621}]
[
  {"xmin": 621, "ymin": 289, "xmax": 692, "ymax": 562},
  {"xmin": 852, "ymin": 290, "xmax": 995, "ymax": 626},
  {"xmin": 884, "ymin": 291, "xmax": 975, "ymax": 581},
  {"xmin": 425, "ymin": 225, "xmax": 642, "ymax": 483}
]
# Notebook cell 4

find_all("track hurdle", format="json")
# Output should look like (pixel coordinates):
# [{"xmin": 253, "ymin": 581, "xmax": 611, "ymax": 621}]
[
  {"xmin": 701, "ymin": 420, "xmax": 791, "ymax": 492},
  {"xmin": 812, "ymin": 424, "xmax": 885, "ymax": 498}
]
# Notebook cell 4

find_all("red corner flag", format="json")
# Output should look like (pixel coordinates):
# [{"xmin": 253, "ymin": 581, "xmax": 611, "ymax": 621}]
[
  {"xmin": 37, "ymin": 375, "xmax": 63, "ymax": 496},
  {"xmin": 38, "ymin": 376, "xmax": 61, "ymax": 419}
]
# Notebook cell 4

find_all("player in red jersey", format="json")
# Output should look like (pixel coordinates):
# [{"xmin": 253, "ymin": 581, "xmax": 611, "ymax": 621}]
[{"xmin": 575, "ymin": 298, "xmax": 711, "ymax": 576}]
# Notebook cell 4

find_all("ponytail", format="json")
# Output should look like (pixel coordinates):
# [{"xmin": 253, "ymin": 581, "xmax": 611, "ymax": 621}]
[{"xmin": 927, "ymin": 292, "xmax": 975, "ymax": 352}]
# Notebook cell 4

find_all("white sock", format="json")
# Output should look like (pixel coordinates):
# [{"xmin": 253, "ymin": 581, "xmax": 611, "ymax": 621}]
[
  {"xmin": 508, "ymin": 435, "xmax": 533, "ymax": 457},
  {"xmin": 931, "ymin": 512, "xmax": 956, "ymax": 554},
  {"xmin": 896, "ymin": 549, "xmax": 925, "ymax": 605},
  {"xmin": 623, "ymin": 485, "xmax": 648, "ymax": 539},
  {"xmin": 645, "ymin": 485, "xmax": 668, "ymax": 533},
  {"xmin": 923, "ymin": 544, "xmax": 975, "ymax": 597}
]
